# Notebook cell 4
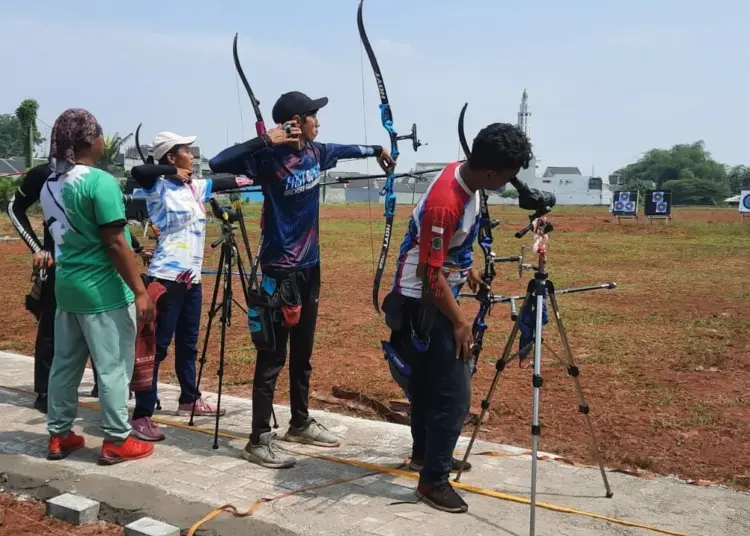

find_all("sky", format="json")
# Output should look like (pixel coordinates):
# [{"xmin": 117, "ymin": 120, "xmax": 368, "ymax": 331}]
[{"xmin": 3, "ymin": 0, "xmax": 748, "ymax": 178}]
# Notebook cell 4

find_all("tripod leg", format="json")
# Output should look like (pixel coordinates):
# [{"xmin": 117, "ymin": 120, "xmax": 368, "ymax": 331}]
[
  {"xmin": 190, "ymin": 247, "xmax": 225, "ymax": 427},
  {"xmin": 454, "ymin": 288, "xmax": 535, "ymax": 483},
  {"xmin": 547, "ymin": 288, "xmax": 613, "ymax": 498},
  {"xmin": 214, "ymin": 242, "xmax": 233, "ymax": 450},
  {"xmin": 529, "ymin": 277, "xmax": 547, "ymax": 536}
]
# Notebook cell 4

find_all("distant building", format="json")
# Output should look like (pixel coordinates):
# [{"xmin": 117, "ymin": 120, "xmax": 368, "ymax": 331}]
[{"xmin": 0, "ymin": 157, "xmax": 27, "ymax": 176}]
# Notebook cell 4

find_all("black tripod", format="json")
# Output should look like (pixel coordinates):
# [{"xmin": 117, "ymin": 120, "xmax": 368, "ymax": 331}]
[
  {"xmin": 455, "ymin": 213, "xmax": 614, "ymax": 536},
  {"xmin": 190, "ymin": 199, "xmax": 277, "ymax": 449}
]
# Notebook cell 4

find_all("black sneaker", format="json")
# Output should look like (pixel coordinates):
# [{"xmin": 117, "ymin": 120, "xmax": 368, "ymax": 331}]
[
  {"xmin": 416, "ymin": 481, "xmax": 468, "ymax": 513},
  {"xmin": 33, "ymin": 394, "xmax": 48, "ymax": 414},
  {"xmin": 409, "ymin": 457, "xmax": 472, "ymax": 473}
]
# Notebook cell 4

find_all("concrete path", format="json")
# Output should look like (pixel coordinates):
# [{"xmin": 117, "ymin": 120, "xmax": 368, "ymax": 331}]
[{"xmin": 0, "ymin": 351, "xmax": 747, "ymax": 536}]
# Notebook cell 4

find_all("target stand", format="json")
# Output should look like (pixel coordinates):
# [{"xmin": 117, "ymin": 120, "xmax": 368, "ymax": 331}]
[
  {"xmin": 612, "ymin": 190, "xmax": 639, "ymax": 223},
  {"xmin": 740, "ymin": 190, "xmax": 750, "ymax": 222},
  {"xmin": 645, "ymin": 190, "xmax": 672, "ymax": 224}
]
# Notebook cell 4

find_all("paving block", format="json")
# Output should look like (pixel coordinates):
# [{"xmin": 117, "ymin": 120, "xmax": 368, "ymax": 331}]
[
  {"xmin": 46, "ymin": 493, "xmax": 100, "ymax": 525},
  {"xmin": 125, "ymin": 517, "xmax": 181, "ymax": 536}
]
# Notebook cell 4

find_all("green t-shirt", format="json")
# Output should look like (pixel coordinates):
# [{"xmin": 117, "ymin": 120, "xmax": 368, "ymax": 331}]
[{"xmin": 40, "ymin": 165, "xmax": 134, "ymax": 314}]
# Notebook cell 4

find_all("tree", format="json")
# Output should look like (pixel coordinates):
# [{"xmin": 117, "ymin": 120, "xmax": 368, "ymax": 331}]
[
  {"xmin": 613, "ymin": 141, "xmax": 730, "ymax": 205},
  {"xmin": 0, "ymin": 115, "xmax": 23, "ymax": 158},
  {"xmin": 662, "ymin": 175, "xmax": 729, "ymax": 205},
  {"xmin": 97, "ymin": 132, "xmax": 133, "ymax": 177},
  {"xmin": 727, "ymin": 165, "xmax": 750, "ymax": 194},
  {"xmin": 15, "ymin": 99, "xmax": 44, "ymax": 168}
]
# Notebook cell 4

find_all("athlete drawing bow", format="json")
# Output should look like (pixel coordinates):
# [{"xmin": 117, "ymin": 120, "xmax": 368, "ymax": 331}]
[{"xmin": 357, "ymin": 0, "xmax": 423, "ymax": 314}]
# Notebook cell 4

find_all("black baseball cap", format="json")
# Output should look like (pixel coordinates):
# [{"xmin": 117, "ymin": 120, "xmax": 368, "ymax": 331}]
[{"xmin": 272, "ymin": 91, "xmax": 329, "ymax": 124}]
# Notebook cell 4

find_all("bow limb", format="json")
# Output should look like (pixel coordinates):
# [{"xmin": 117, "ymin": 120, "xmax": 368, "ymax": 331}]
[
  {"xmin": 135, "ymin": 123, "xmax": 147, "ymax": 164},
  {"xmin": 357, "ymin": 0, "xmax": 422, "ymax": 314},
  {"xmin": 232, "ymin": 32, "xmax": 267, "ymax": 291},
  {"xmin": 233, "ymin": 33, "xmax": 266, "ymax": 136}
]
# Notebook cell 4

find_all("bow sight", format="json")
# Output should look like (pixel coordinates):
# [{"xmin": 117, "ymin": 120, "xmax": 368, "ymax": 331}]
[{"xmin": 396, "ymin": 123, "xmax": 422, "ymax": 152}]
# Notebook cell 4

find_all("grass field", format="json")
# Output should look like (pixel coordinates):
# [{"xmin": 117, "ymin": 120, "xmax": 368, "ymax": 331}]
[{"xmin": 1, "ymin": 204, "xmax": 748, "ymax": 490}]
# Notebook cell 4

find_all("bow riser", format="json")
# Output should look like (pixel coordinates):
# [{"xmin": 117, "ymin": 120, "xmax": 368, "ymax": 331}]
[{"xmin": 459, "ymin": 102, "xmax": 497, "ymax": 367}]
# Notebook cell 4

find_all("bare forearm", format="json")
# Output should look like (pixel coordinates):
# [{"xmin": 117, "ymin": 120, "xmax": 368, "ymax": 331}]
[{"xmin": 106, "ymin": 239, "xmax": 147, "ymax": 296}]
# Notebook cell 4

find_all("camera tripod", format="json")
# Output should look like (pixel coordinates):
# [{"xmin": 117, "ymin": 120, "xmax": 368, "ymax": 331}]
[
  {"xmin": 190, "ymin": 199, "xmax": 277, "ymax": 449},
  {"xmin": 455, "ymin": 212, "xmax": 614, "ymax": 536}
]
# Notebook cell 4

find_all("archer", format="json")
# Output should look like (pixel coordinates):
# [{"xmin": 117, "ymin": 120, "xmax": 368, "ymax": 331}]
[
  {"xmin": 209, "ymin": 90, "xmax": 394, "ymax": 469},
  {"xmin": 381, "ymin": 123, "xmax": 533, "ymax": 513}
]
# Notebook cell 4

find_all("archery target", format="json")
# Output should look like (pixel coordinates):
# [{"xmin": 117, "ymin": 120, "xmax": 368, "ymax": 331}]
[
  {"xmin": 645, "ymin": 190, "xmax": 672, "ymax": 216},
  {"xmin": 612, "ymin": 191, "xmax": 638, "ymax": 215},
  {"xmin": 740, "ymin": 190, "xmax": 750, "ymax": 213}
]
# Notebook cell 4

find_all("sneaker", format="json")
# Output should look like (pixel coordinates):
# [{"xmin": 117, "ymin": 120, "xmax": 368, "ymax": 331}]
[
  {"xmin": 34, "ymin": 394, "xmax": 48, "ymax": 414},
  {"xmin": 176, "ymin": 398, "xmax": 226, "ymax": 417},
  {"xmin": 409, "ymin": 457, "xmax": 472, "ymax": 473},
  {"xmin": 241, "ymin": 432, "xmax": 296, "ymax": 469},
  {"xmin": 130, "ymin": 416, "xmax": 165, "ymax": 442},
  {"xmin": 47, "ymin": 431, "xmax": 85, "ymax": 460},
  {"xmin": 90, "ymin": 384, "xmax": 99, "ymax": 398},
  {"xmin": 284, "ymin": 419, "xmax": 340, "ymax": 447},
  {"xmin": 98, "ymin": 435, "xmax": 154, "ymax": 466},
  {"xmin": 416, "ymin": 481, "xmax": 469, "ymax": 514}
]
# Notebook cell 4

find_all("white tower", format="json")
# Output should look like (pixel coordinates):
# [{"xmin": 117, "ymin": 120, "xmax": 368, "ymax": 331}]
[
  {"xmin": 515, "ymin": 88, "xmax": 538, "ymax": 184},
  {"xmin": 517, "ymin": 88, "xmax": 531, "ymax": 138}
]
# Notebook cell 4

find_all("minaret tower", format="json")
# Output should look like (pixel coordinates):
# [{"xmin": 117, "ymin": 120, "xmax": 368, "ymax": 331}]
[{"xmin": 517, "ymin": 88, "xmax": 531, "ymax": 138}]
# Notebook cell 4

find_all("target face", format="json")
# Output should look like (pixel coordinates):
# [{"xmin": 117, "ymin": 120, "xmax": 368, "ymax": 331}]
[
  {"xmin": 612, "ymin": 191, "xmax": 638, "ymax": 215},
  {"xmin": 645, "ymin": 190, "xmax": 672, "ymax": 216},
  {"xmin": 740, "ymin": 191, "xmax": 750, "ymax": 213}
]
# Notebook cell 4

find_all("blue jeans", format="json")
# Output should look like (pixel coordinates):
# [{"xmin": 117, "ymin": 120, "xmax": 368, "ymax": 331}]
[
  {"xmin": 133, "ymin": 280, "xmax": 202, "ymax": 419},
  {"xmin": 389, "ymin": 297, "xmax": 473, "ymax": 485}
]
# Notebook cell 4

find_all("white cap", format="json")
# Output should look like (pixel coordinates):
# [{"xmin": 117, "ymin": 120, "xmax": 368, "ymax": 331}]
[{"xmin": 151, "ymin": 131, "xmax": 197, "ymax": 161}]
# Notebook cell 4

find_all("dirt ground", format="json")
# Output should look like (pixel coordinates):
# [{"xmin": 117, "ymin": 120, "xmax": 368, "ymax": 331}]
[
  {"xmin": 0, "ymin": 491, "xmax": 122, "ymax": 535},
  {"xmin": 1, "ymin": 204, "xmax": 748, "ymax": 491}
]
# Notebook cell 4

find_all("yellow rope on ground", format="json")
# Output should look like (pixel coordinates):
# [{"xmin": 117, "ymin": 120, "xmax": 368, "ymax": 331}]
[{"xmin": 0, "ymin": 385, "xmax": 690, "ymax": 536}]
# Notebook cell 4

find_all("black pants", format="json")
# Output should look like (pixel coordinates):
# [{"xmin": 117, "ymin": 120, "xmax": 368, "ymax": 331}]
[
  {"xmin": 33, "ymin": 269, "xmax": 98, "ymax": 395},
  {"xmin": 251, "ymin": 264, "xmax": 320, "ymax": 442},
  {"xmin": 389, "ymin": 296, "xmax": 473, "ymax": 485},
  {"xmin": 33, "ymin": 271, "xmax": 55, "ymax": 395},
  {"xmin": 133, "ymin": 280, "xmax": 202, "ymax": 419}
]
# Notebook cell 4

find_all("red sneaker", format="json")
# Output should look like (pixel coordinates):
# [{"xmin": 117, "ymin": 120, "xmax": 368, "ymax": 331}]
[
  {"xmin": 98, "ymin": 435, "xmax": 154, "ymax": 466},
  {"xmin": 47, "ymin": 431, "xmax": 85, "ymax": 460}
]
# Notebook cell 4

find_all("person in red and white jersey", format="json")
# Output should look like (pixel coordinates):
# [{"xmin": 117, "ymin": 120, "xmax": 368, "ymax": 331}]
[{"xmin": 382, "ymin": 122, "xmax": 533, "ymax": 514}]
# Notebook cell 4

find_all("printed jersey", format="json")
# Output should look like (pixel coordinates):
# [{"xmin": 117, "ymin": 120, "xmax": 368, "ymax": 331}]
[
  {"xmin": 39, "ymin": 165, "xmax": 134, "ymax": 314},
  {"xmin": 143, "ymin": 178, "xmax": 213, "ymax": 284},
  {"xmin": 225, "ymin": 142, "xmax": 376, "ymax": 269},
  {"xmin": 392, "ymin": 162, "xmax": 479, "ymax": 299}
]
